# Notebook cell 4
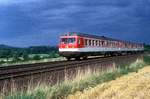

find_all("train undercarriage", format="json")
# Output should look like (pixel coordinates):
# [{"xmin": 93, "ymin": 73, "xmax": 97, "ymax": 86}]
[{"xmin": 60, "ymin": 51, "xmax": 144, "ymax": 60}]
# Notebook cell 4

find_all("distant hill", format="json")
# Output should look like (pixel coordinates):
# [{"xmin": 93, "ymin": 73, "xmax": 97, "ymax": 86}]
[
  {"xmin": 27, "ymin": 46, "xmax": 58, "ymax": 54},
  {"xmin": 0, "ymin": 44, "xmax": 17, "ymax": 49}
]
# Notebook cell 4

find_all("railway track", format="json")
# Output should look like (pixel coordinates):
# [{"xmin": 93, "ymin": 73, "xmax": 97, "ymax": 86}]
[{"xmin": 0, "ymin": 54, "xmax": 141, "ymax": 80}]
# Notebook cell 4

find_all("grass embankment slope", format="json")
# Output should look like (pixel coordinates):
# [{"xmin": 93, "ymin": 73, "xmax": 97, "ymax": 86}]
[
  {"xmin": 68, "ymin": 66, "xmax": 150, "ymax": 99},
  {"xmin": 2, "ymin": 59, "xmax": 147, "ymax": 99},
  {"xmin": 2, "ymin": 55, "xmax": 150, "ymax": 99}
]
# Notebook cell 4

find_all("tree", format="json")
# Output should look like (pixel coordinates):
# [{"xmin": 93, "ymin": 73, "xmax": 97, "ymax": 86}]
[
  {"xmin": 0, "ymin": 60, "xmax": 5, "ymax": 65},
  {"xmin": 12, "ymin": 51, "xmax": 21, "ymax": 62},
  {"xmin": 22, "ymin": 51, "xmax": 29, "ymax": 61},
  {"xmin": 33, "ymin": 55, "xmax": 41, "ymax": 60},
  {"xmin": 48, "ymin": 51, "xmax": 59, "ymax": 58}
]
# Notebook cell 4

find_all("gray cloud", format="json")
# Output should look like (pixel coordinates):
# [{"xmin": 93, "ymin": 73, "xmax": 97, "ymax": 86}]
[
  {"xmin": 0, "ymin": 0, "xmax": 40, "ymax": 6},
  {"xmin": 0, "ymin": 0, "xmax": 150, "ymax": 46}
]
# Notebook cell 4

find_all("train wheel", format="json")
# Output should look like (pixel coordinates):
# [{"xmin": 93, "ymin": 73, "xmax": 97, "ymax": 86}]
[
  {"xmin": 75, "ymin": 57, "xmax": 80, "ymax": 60},
  {"xmin": 83, "ymin": 56, "xmax": 88, "ymax": 60},
  {"xmin": 104, "ymin": 53, "xmax": 108, "ymax": 57},
  {"xmin": 66, "ymin": 57, "xmax": 71, "ymax": 61}
]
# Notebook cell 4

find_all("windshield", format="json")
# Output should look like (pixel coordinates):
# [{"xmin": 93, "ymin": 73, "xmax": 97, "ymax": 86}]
[{"xmin": 61, "ymin": 38, "xmax": 76, "ymax": 44}]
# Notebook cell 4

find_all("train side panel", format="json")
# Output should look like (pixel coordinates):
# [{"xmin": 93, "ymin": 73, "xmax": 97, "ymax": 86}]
[{"xmin": 59, "ymin": 32, "xmax": 144, "ymax": 59}]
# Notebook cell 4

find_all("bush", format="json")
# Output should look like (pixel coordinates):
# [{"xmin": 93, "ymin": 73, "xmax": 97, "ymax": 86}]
[
  {"xmin": 33, "ymin": 55, "xmax": 41, "ymax": 60},
  {"xmin": 22, "ymin": 52, "xmax": 29, "ymax": 61},
  {"xmin": 144, "ymin": 55, "xmax": 150, "ymax": 65},
  {"xmin": 48, "ymin": 51, "xmax": 59, "ymax": 58},
  {"xmin": 0, "ymin": 60, "xmax": 5, "ymax": 65}
]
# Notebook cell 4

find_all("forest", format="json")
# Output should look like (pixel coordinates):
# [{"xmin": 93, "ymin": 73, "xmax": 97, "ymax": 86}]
[{"xmin": 0, "ymin": 45, "xmax": 59, "ymax": 64}]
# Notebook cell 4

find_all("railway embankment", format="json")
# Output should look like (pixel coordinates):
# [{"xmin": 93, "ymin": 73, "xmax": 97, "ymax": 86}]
[
  {"xmin": 68, "ymin": 65, "xmax": 150, "ymax": 99},
  {"xmin": 2, "ymin": 56, "xmax": 149, "ymax": 99}
]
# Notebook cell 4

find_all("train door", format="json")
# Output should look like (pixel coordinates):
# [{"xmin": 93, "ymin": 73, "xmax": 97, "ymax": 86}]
[{"xmin": 77, "ymin": 37, "xmax": 84, "ymax": 48}]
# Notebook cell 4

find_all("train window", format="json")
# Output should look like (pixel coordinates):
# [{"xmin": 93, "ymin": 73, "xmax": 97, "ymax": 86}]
[
  {"xmin": 85, "ymin": 39, "xmax": 87, "ymax": 46},
  {"xmin": 99, "ymin": 41, "xmax": 101, "ymax": 46},
  {"xmin": 86, "ymin": 39, "xmax": 89, "ymax": 46},
  {"xmin": 97, "ymin": 40, "xmax": 99, "ymax": 46},
  {"xmin": 92, "ymin": 40, "xmax": 94, "ymax": 46},
  {"xmin": 68, "ymin": 38, "xmax": 76, "ymax": 44},
  {"xmin": 89, "ymin": 40, "xmax": 91, "ymax": 46},
  {"xmin": 96, "ymin": 40, "xmax": 98, "ymax": 46},
  {"xmin": 61, "ymin": 38, "xmax": 67, "ymax": 44},
  {"xmin": 61, "ymin": 38, "xmax": 76, "ymax": 44},
  {"xmin": 101, "ymin": 41, "xmax": 103, "ymax": 46}
]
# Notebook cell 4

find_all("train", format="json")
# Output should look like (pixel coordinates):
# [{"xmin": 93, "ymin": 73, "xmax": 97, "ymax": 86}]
[{"xmin": 59, "ymin": 32, "xmax": 144, "ymax": 60}]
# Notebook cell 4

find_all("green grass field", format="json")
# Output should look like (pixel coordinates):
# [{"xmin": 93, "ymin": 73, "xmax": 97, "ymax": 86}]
[{"xmin": 0, "ymin": 53, "xmax": 65, "ymax": 67}]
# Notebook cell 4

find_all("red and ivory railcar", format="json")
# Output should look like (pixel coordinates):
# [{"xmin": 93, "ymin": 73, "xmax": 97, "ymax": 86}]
[{"xmin": 59, "ymin": 32, "xmax": 144, "ymax": 60}]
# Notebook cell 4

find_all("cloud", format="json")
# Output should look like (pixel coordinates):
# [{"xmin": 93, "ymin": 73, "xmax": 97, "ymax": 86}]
[
  {"xmin": 0, "ymin": 0, "xmax": 150, "ymax": 46},
  {"xmin": 0, "ymin": 0, "xmax": 39, "ymax": 6}
]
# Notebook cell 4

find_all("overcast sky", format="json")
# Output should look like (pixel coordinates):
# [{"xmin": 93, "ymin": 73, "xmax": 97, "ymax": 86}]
[{"xmin": 0, "ymin": 0, "xmax": 150, "ymax": 47}]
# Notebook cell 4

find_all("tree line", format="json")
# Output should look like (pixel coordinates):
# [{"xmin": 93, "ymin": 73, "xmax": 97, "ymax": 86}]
[
  {"xmin": 144, "ymin": 44, "xmax": 150, "ymax": 52},
  {"xmin": 0, "ymin": 45, "xmax": 59, "ymax": 62}
]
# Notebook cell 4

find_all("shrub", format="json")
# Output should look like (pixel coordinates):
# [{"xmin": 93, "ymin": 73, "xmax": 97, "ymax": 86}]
[
  {"xmin": 32, "ymin": 55, "xmax": 41, "ymax": 60},
  {"xmin": 144, "ymin": 55, "xmax": 150, "ymax": 65}
]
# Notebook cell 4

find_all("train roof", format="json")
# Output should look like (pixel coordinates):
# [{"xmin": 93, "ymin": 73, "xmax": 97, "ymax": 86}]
[
  {"xmin": 62, "ymin": 32, "xmax": 143, "ymax": 45},
  {"xmin": 77, "ymin": 33, "xmax": 118, "ymax": 41},
  {"xmin": 62, "ymin": 32, "xmax": 123, "ymax": 42}
]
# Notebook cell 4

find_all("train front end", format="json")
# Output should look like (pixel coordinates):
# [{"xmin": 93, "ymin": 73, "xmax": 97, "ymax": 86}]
[{"xmin": 59, "ymin": 32, "xmax": 84, "ymax": 60}]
